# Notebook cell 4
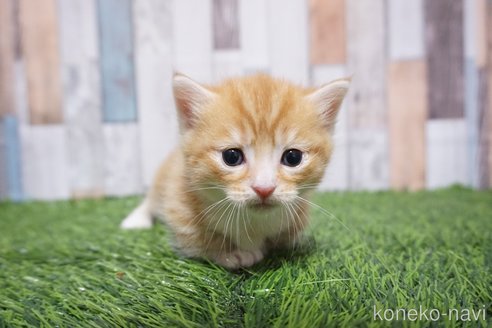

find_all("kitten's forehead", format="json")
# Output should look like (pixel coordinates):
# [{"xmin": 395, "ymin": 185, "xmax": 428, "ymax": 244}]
[{"xmin": 210, "ymin": 76, "xmax": 321, "ymax": 146}]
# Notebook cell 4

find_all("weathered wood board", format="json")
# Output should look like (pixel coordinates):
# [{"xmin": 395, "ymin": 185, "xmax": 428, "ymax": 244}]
[
  {"xmin": 20, "ymin": 125, "xmax": 69, "ymax": 200},
  {"xmin": 424, "ymin": 0, "xmax": 464, "ymax": 119},
  {"xmin": 0, "ymin": 0, "xmax": 16, "ymax": 117},
  {"xmin": 213, "ymin": 0, "xmax": 240, "ymax": 50},
  {"xmin": 312, "ymin": 65, "xmax": 349, "ymax": 190},
  {"xmin": 18, "ymin": 0, "xmax": 63, "ymax": 124},
  {"xmin": 134, "ymin": 0, "xmax": 177, "ymax": 189},
  {"xmin": 388, "ymin": 60, "xmax": 427, "ymax": 190},
  {"xmin": 103, "ymin": 123, "xmax": 142, "ymax": 196},
  {"xmin": 97, "ymin": 0, "xmax": 137, "ymax": 122},
  {"xmin": 239, "ymin": 0, "xmax": 269, "ymax": 73},
  {"xmin": 309, "ymin": 0, "xmax": 346, "ymax": 65},
  {"xmin": 58, "ymin": 0, "xmax": 104, "ymax": 198},
  {"xmin": 346, "ymin": 0, "xmax": 388, "ymax": 190},
  {"xmin": 172, "ymin": 0, "xmax": 213, "ymax": 81},
  {"xmin": 426, "ymin": 119, "xmax": 468, "ymax": 189},
  {"xmin": 0, "ymin": 116, "xmax": 23, "ymax": 201},
  {"xmin": 388, "ymin": 0, "xmax": 424, "ymax": 60},
  {"xmin": 268, "ymin": 0, "xmax": 309, "ymax": 84}
]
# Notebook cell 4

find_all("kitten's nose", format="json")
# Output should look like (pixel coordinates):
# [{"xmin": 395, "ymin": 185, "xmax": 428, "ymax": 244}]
[{"xmin": 252, "ymin": 185, "xmax": 276, "ymax": 200}]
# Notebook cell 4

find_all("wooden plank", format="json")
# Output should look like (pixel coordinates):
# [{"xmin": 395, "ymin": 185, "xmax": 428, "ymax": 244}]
[
  {"xmin": 18, "ymin": 0, "xmax": 63, "ymax": 124},
  {"xmin": 268, "ymin": 0, "xmax": 309, "ymax": 84},
  {"xmin": 309, "ymin": 0, "xmax": 346, "ymax": 65},
  {"xmin": 388, "ymin": 0, "xmax": 424, "ymax": 60},
  {"xmin": 0, "ymin": 0, "xmax": 16, "ymax": 117},
  {"xmin": 172, "ymin": 0, "xmax": 213, "ymax": 81},
  {"xmin": 388, "ymin": 60, "xmax": 427, "ymax": 190},
  {"xmin": 213, "ymin": 0, "xmax": 240, "ymax": 50},
  {"xmin": 20, "ymin": 125, "xmax": 69, "ymax": 200},
  {"xmin": 312, "ymin": 65, "xmax": 349, "ymax": 191},
  {"xmin": 0, "ymin": 116, "xmax": 23, "ymax": 201},
  {"xmin": 424, "ymin": 0, "xmax": 465, "ymax": 119},
  {"xmin": 464, "ymin": 0, "xmax": 477, "ymax": 61},
  {"xmin": 97, "ymin": 0, "xmax": 137, "ymax": 122},
  {"xmin": 0, "ymin": 119, "xmax": 6, "ymax": 199},
  {"xmin": 58, "ymin": 0, "xmax": 105, "ymax": 198},
  {"xmin": 477, "ymin": 67, "xmax": 489, "ymax": 188},
  {"xmin": 212, "ymin": 50, "xmax": 243, "ymax": 82},
  {"xmin": 133, "ymin": 0, "xmax": 177, "ymax": 189},
  {"xmin": 426, "ymin": 119, "xmax": 468, "ymax": 189},
  {"xmin": 476, "ymin": 0, "xmax": 488, "ymax": 68},
  {"xmin": 103, "ymin": 124, "xmax": 142, "ymax": 196},
  {"xmin": 346, "ymin": 0, "xmax": 388, "ymax": 190},
  {"xmin": 465, "ymin": 59, "xmax": 480, "ymax": 188},
  {"xmin": 348, "ymin": 130, "xmax": 388, "ymax": 190},
  {"xmin": 483, "ymin": 1, "xmax": 492, "ymax": 188},
  {"xmin": 346, "ymin": 0, "xmax": 386, "ymax": 129},
  {"xmin": 239, "ymin": 0, "xmax": 269, "ymax": 73}
]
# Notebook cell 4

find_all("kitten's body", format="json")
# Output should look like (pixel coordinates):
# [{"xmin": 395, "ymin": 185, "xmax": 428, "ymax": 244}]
[{"xmin": 121, "ymin": 74, "xmax": 349, "ymax": 269}]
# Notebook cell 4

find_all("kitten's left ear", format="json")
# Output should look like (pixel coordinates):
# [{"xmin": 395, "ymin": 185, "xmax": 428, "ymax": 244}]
[{"xmin": 306, "ymin": 78, "xmax": 351, "ymax": 131}]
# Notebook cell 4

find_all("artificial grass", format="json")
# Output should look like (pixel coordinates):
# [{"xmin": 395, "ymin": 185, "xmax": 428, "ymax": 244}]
[{"xmin": 0, "ymin": 187, "xmax": 491, "ymax": 327}]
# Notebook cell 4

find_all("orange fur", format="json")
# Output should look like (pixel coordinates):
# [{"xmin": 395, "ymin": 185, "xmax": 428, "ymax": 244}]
[{"xmin": 121, "ymin": 73, "xmax": 350, "ymax": 269}]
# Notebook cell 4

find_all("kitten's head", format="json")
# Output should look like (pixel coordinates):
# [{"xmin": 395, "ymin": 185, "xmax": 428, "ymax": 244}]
[{"xmin": 173, "ymin": 73, "xmax": 349, "ymax": 209}]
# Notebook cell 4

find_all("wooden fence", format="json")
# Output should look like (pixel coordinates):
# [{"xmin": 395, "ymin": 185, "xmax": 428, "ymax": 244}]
[{"xmin": 0, "ymin": 0, "xmax": 491, "ymax": 200}]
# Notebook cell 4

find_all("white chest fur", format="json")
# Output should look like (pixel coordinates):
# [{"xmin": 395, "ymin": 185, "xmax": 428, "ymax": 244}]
[{"xmin": 208, "ymin": 205, "xmax": 287, "ymax": 251}]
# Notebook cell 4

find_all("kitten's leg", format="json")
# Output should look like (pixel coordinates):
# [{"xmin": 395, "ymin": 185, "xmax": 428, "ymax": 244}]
[
  {"xmin": 213, "ymin": 248, "xmax": 264, "ymax": 269},
  {"xmin": 120, "ymin": 199, "xmax": 153, "ymax": 229},
  {"xmin": 175, "ymin": 230, "xmax": 264, "ymax": 269}
]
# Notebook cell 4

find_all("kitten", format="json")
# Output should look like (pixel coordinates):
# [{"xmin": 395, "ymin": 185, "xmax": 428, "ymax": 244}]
[{"xmin": 121, "ymin": 73, "xmax": 349, "ymax": 269}]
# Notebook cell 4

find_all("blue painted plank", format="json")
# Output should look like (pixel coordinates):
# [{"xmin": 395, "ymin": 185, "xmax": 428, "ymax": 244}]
[
  {"xmin": 1, "ymin": 116, "xmax": 23, "ymax": 201},
  {"xmin": 97, "ymin": 0, "xmax": 137, "ymax": 122}
]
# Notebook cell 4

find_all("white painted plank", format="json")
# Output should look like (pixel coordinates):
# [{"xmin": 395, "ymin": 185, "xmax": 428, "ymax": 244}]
[
  {"xmin": 464, "ymin": 0, "xmax": 477, "ymax": 60},
  {"xmin": 388, "ymin": 0, "xmax": 425, "ymax": 60},
  {"xmin": 348, "ymin": 130, "xmax": 388, "ymax": 191},
  {"xmin": 426, "ymin": 119, "xmax": 468, "ymax": 189},
  {"xmin": 268, "ymin": 0, "xmax": 309, "ymax": 84},
  {"xmin": 172, "ymin": 0, "xmax": 213, "ymax": 82},
  {"xmin": 346, "ymin": 0, "xmax": 386, "ymax": 128},
  {"xmin": 103, "ymin": 123, "xmax": 142, "ymax": 196},
  {"xmin": 20, "ymin": 125, "xmax": 69, "ymax": 200},
  {"xmin": 346, "ymin": 0, "xmax": 388, "ymax": 190},
  {"xmin": 463, "ymin": 1, "xmax": 481, "ymax": 188},
  {"xmin": 312, "ymin": 65, "xmax": 349, "ymax": 191},
  {"xmin": 239, "ymin": 0, "xmax": 269, "ymax": 73},
  {"xmin": 134, "ymin": 0, "xmax": 177, "ymax": 189},
  {"xmin": 212, "ymin": 50, "xmax": 243, "ymax": 82},
  {"xmin": 58, "ymin": 0, "xmax": 104, "ymax": 198}
]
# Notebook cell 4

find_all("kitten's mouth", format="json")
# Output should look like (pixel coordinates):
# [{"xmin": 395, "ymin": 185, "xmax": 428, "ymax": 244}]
[{"xmin": 250, "ymin": 201, "xmax": 277, "ymax": 210}]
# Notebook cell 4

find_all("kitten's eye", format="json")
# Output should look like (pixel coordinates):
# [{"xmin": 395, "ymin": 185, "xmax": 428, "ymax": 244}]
[
  {"xmin": 222, "ymin": 148, "xmax": 244, "ymax": 166},
  {"xmin": 281, "ymin": 149, "xmax": 303, "ymax": 167}
]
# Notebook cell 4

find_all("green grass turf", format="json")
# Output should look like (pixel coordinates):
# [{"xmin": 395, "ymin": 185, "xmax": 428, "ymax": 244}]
[{"xmin": 0, "ymin": 187, "xmax": 491, "ymax": 327}]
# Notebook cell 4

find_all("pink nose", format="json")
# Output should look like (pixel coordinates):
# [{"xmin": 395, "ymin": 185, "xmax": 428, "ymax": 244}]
[{"xmin": 252, "ymin": 186, "xmax": 276, "ymax": 200}]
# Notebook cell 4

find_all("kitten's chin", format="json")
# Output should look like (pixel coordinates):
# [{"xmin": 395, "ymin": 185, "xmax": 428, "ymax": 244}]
[{"xmin": 249, "ymin": 200, "xmax": 278, "ymax": 211}]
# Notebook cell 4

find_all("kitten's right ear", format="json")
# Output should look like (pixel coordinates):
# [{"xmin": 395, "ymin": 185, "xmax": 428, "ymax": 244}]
[{"xmin": 173, "ymin": 73, "xmax": 216, "ymax": 129}]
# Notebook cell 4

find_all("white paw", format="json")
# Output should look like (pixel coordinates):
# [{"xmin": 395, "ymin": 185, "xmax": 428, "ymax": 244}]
[
  {"xmin": 214, "ymin": 249, "xmax": 264, "ymax": 269},
  {"xmin": 120, "ymin": 201, "xmax": 153, "ymax": 229}
]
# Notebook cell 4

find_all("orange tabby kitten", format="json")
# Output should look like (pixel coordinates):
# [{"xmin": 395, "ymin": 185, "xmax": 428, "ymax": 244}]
[{"xmin": 121, "ymin": 73, "xmax": 349, "ymax": 269}]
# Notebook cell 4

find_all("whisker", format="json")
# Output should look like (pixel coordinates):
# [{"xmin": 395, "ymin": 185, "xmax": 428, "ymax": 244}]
[{"xmin": 296, "ymin": 196, "xmax": 351, "ymax": 231}]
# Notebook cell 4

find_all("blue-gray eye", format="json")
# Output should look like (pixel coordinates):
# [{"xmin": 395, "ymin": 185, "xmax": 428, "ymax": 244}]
[
  {"xmin": 281, "ymin": 149, "xmax": 302, "ymax": 167},
  {"xmin": 222, "ymin": 148, "xmax": 244, "ymax": 166}
]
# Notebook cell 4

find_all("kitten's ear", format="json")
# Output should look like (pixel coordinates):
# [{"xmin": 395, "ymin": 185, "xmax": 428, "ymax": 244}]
[
  {"xmin": 306, "ymin": 77, "xmax": 350, "ymax": 131},
  {"xmin": 173, "ymin": 72, "xmax": 216, "ymax": 129}
]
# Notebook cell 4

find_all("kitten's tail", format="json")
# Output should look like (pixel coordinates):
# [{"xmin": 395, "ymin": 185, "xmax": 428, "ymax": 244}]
[{"xmin": 120, "ymin": 198, "xmax": 153, "ymax": 229}]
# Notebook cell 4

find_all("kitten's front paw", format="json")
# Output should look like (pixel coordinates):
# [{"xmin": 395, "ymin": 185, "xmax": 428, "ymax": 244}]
[{"xmin": 214, "ymin": 249, "xmax": 264, "ymax": 269}]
